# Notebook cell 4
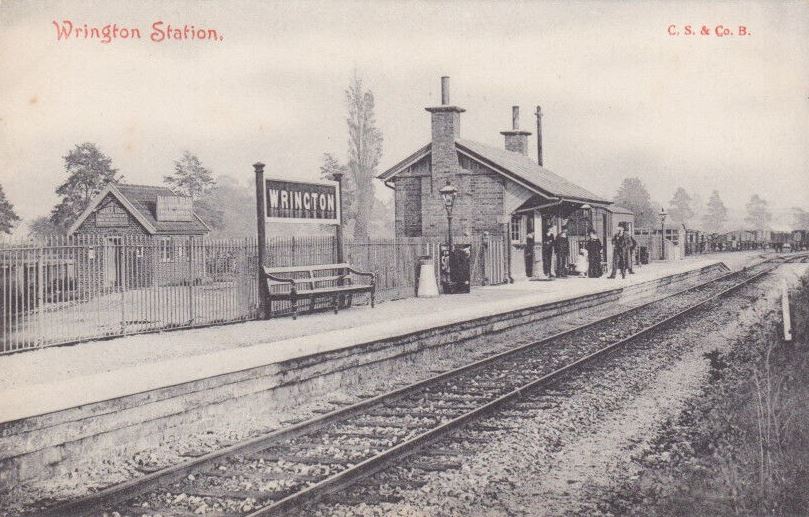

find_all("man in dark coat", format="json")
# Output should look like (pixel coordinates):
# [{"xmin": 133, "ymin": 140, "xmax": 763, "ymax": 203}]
[
  {"xmin": 585, "ymin": 230, "xmax": 603, "ymax": 278},
  {"xmin": 625, "ymin": 233, "xmax": 637, "ymax": 274},
  {"xmin": 542, "ymin": 228, "xmax": 555, "ymax": 277},
  {"xmin": 554, "ymin": 229, "xmax": 570, "ymax": 277},
  {"xmin": 524, "ymin": 231, "xmax": 535, "ymax": 277},
  {"xmin": 608, "ymin": 226, "xmax": 628, "ymax": 279}
]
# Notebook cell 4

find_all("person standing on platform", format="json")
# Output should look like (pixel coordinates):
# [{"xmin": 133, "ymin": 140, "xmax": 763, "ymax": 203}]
[
  {"xmin": 586, "ymin": 229, "xmax": 603, "ymax": 278},
  {"xmin": 524, "ymin": 231, "xmax": 535, "ymax": 277},
  {"xmin": 608, "ymin": 226, "xmax": 628, "ymax": 279},
  {"xmin": 555, "ymin": 229, "xmax": 570, "ymax": 277},
  {"xmin": 625, "ymin": 230, "xmax": 637, "ymax": 274},
  {"xmin": 542, "ymin": 227, "xmax": 556, "ymax": 277}
]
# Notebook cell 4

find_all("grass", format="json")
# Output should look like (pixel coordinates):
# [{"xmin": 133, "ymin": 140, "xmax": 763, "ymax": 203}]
[{"xmin": 602, "ymin": 270, "xmax": 809, "ymax": 516}]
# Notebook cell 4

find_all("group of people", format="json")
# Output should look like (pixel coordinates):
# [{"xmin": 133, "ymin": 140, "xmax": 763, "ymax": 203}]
[{"xmin": 536, "ymin": 225, "xmax": 637, "ymax": 280}]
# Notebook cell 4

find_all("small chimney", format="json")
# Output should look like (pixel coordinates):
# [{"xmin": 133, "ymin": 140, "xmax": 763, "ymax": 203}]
[
  {"xmin": 441, "ymin": 76, "xmax": 450, "ymax": 105},
  {"xmin": 535, "ymin": 105, "xmax": 543, "ymax": 166},
  {"xmin": 501, "ymin": 105, "xmax": 531, "ymax": 156},
  {"xmin": 425, "ymin": 76, "xmax": 466, "ymax": 142}
]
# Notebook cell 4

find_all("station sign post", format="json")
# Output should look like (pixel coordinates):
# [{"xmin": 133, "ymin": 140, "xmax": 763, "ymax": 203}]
[{"xmin": 253, "ymin": 162, "xmax": 342, "ymax": 317}]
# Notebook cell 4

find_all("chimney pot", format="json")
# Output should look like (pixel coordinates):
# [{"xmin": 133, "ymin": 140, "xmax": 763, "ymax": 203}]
[
  {"xmin": 535, "ymin": 105, "xmax": 543, "ymax": 166},
  {"xmin": 441, "ymin": 76, "xmax": 450, "ymax": 105},
  {"xmin": 512, "ymin": 106, "xmax": 520, "ymax": 130}
]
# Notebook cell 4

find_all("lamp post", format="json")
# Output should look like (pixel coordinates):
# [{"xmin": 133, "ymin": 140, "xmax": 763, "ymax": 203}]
[
  {"xmin": 659, "ymin": 208, "xmax": 667, "ymax": 260},
  {"xmin": 439, "ymin": 181, "xmax": 458, "ymax": 250}
]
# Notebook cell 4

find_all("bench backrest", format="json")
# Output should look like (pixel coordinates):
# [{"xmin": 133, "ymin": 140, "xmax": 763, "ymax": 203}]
[{"xmin": 263, "ymin": 263, "xmax": 352, "ymax": 292}]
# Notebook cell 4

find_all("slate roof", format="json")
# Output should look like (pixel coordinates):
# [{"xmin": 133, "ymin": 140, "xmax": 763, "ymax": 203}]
[
  {"xmin": 115, "ymin": 184, "xmax": 210, "ymax": 235},
  {"xmin": 68, "ymin": 183, "xmax": 210, "ymax": 235},
  {"xmin": 607, "ymin": 204, "xmax": 634, "ymax": 215},
  {"xmin": 378, "ymin": 139, "xmax": 609, "ymax": 205}
]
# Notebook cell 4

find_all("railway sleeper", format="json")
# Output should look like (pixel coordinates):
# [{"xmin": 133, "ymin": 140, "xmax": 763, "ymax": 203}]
[
  {"xmin": 162, "ymin": 486, "xmax": 284, "ymax": 502},
  {"xmin": 121, "ymin": 504, "xmax": 243, "ymax": 517},
  {"xmin": 406, "ymin": 456, "xmax": 464, "ymax": 472},
  {"xmin": 320, "ymin": 490, "xmax": 404, "ymax": 506},
  {"xmin": 351, "ymin": 417, "xmax": 438, "ymax": 429}
]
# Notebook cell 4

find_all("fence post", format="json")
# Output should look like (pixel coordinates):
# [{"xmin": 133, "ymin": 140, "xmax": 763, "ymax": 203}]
[
  {"xmin": 481, "ymin": 232, "xmax": 489, "ymax": 286},
  {"xmin": 36, "ymin": 245, "xmax": 44, "ymax": 347},
  {"xmin": 188, "ymin": 236, "xmax": 195, "ymax": 324},
  {"xmin": 120, "ymin": 237, "xmax": 126, "ymax": 336}
]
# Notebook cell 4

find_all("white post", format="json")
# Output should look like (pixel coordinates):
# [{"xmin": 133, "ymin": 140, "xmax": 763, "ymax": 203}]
[{"xmin": 782, "ymin": 279, "xmax": 792, "ymax": 342}]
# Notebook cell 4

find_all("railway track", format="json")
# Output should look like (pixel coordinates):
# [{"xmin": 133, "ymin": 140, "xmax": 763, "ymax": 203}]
[{"xmin": 40, "ymin": 257, "xmax": 802, "ymax": 517}]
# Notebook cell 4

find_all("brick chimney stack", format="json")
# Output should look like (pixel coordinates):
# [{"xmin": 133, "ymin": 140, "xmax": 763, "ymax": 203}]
[
  {"xmin": 424, "ymin": 76, "xmax": 467, "ymax": 239},
  {"xmin": 501, "ymin": 106, "xmax": 531, "ymax": 156},
  {"xmin": 426, "ymin": 76, "xmax": 465, "ymax": 142}
]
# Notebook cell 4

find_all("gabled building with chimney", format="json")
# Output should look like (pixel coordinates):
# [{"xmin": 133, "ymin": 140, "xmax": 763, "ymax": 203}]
[
  {"xmin": 68, "ymin": 183, "xmax": 210, "ymax": 288},
  {"xmin": 379, "ymin": 77, "xmax": 632, "ymax": 280}
]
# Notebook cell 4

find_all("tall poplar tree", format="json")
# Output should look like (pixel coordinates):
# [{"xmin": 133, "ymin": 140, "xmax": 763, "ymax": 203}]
[{"xmin": 345, "ymin": 73, "xmax": 383, "ymax": 241}]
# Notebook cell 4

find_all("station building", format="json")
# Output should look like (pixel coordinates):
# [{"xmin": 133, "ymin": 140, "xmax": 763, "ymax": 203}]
[
  {"xmin": 68, "ymin": 183, "xmax": 210, "ymax": 287},
  {"xmin": 379, "ymin": 77, "xmax": 634, "ymax": 279}
]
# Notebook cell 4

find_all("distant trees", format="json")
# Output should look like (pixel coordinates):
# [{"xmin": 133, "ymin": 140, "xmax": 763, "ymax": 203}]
[
  {"xmin": 613, "ymin": 177, "xmax": 658, "ymax": 227},
  {"xmin": 164, "ymin": 151, "xmax": 215, "ymax": 199},
  {"xmin": 196, "ymin": 175, "xmax": 255, "ymax": 238},
  {"xmin": 793, "ymin": 207, "xmax": 809, "ymax": 229},
  {"xmin": 0, "ymin": 184, "xmax": 20, "ymax": 234},
  {"xmin": 744, "ymin": 194, "xmax": 772, "ymax": 230},
  {"xmin": 668, "ymin": 187, "xmax": 695, "ymax": 227},
  {"xmin": 50, "ymin": 143, "xmax": 122, "ymax": 232},
  {"xmin": 702, "ymin": 190, "xmax": 728, "ymax": 233},
  {"xmin": 27, "ymin": 216, "xmax": 62, "ymax": 240}
]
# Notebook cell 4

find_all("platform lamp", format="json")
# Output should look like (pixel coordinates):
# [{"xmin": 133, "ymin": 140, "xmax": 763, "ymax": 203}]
[
  {"xmin": 439, "ymin": 181, "xmax": 458, "ymax": 250},
  {"xmin": 659, "ymin": 208, "xmax": 668, "ymax": 260},
  {"xmin": 581, "ymin": 203, "xmax": 592, "ymax": 234}
]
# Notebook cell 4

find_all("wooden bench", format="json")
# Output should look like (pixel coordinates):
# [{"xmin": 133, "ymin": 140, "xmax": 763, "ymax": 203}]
[{"xmin": 262, "ymin": 263, "xmax": 375, "ymax": 320}]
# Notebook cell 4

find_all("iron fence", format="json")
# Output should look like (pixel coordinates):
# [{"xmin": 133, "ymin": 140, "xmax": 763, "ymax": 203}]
[{"xmin": 0, "ymin": 234, "xmax": 508, "ymax": 354}]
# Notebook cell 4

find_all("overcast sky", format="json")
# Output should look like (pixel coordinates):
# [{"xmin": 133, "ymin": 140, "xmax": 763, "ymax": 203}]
[{"xmin": 1, "ymin": 0, "xmax": 807, "ymax": 232}]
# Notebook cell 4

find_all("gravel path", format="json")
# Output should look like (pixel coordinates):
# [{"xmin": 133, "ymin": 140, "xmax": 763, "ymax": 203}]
[{"xmin": 308, "ymin": 263, "xmax": 805, "ymax": 516}]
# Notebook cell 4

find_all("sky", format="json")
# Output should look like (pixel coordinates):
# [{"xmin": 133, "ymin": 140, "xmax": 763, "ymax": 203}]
[{"xmin": 1, "ymin": 0, "xmax": 807, "ymax": 234}]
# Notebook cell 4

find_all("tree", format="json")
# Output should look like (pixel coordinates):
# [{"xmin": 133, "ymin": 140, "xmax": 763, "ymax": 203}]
[
  {"xmin": 195, "ymin": 176, "xmax": 252, "ymax": 238},
  {"xmin": 50, "ymin": 143, "xmax": 121, "ymax": 231},
  {"xmin": 744, "ymin": 194, "xmax": 772, "ymax": 230},
  {"xmin": 344, "ymin": 73, "xmax": 383, "ymax": 241},
  {"xmin": 613, "ymin": 177, "xmax": 658, "ymax": 227},
  {"xmin": 164, "ymin": 151, "xmax": 215, "ymax": 199},
  {"xmin": 320, "ymin": 152, "xmax": 356, "ymax": 234},
  {"xmin": 702, "ymin": 190, "xmax": 728, "ymax": 233},
  {"xmin": 668, "ymin": 187, "xmax": 695, "ymax": 227},
  {"xmin": 793, "ymin": 207, "xmax": 809, "ymax": 229},
  {"xmin": 0, "ymin": 184, "xmax": 20, "ymax": 234},
  {"xmin": 27, "ymin": 216, "xmax": 62, "ymax": 240}
]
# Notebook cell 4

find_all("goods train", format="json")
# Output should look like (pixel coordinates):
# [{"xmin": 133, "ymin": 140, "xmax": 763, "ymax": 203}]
[{"xmin": 682, "ymin": 227, "xmax": 809, "ymax": 255}]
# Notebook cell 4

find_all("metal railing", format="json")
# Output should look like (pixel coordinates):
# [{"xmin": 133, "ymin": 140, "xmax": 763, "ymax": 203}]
[{"xmin": 0, "ymin": 235, "xmax": 509, "ymax": 354}]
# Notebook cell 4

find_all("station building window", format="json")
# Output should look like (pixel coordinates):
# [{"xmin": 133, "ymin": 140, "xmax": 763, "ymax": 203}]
[{"xmin": 510, "ymin": 215, "xmax": 526, "ymax": 244}]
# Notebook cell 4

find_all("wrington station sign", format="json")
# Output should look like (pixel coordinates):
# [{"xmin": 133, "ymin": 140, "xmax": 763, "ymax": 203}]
[{"xmin": 265, "ymin": 178, "xmax": 340, "ymax": 224}]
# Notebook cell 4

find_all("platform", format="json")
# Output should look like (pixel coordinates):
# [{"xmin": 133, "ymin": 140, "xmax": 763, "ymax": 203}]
[{"xmin": 0, "ymin": 251, "xmax": 771, "ymax": 483}]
